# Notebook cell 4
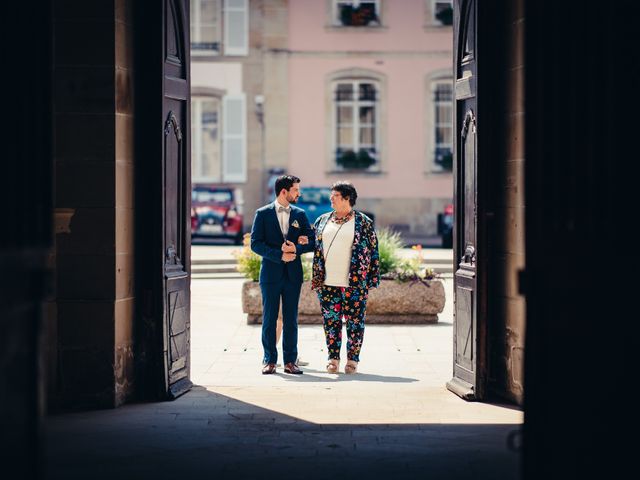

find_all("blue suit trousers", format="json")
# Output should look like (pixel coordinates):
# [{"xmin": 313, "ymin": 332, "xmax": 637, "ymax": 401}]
[{"xmin": 260, "ymin": 271, "xmax": 301, "ymax": 365}]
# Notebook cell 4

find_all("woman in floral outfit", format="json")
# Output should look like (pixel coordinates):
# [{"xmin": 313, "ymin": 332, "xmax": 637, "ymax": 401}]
[{"xmin": 311, "ymin": 181, "xmax": 379, "ymax": 374}]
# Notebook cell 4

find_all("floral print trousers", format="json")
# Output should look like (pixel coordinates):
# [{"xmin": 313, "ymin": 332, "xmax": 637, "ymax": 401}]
[{"xmin": 317, "ymin": 285, "xmax": 368, "ymax": 362}]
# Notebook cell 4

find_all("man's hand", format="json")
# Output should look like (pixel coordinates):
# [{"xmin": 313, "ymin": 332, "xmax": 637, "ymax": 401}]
[
  {"xmin": 281, "ymin": 252, "xmax": 296, "ymax": 262},
  {"xmin": 297, "ymin": 235, "xmax": 309, "ymax": 245},
  {"xmin": 281, "ymin": 240, "xmax": 296, "ymax": 253}
]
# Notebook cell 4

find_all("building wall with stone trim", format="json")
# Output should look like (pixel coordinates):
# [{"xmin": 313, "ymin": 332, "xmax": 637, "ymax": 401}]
[{"xmin": 287, "ymin": 0, "xmax": 454, "ymax": 238}]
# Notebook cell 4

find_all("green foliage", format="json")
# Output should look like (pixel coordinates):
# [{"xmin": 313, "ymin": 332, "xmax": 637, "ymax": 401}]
[
  {"xmin": 435, "ymin": 6, "xmax": 453, "ymax": 25},
  {"xmin": 232, "ymin": 233, "xmax": 261, "ymax": 281},
  {"xmin": 377, "ymin": 227, "xmax": 403, "ymax": 275},
  {"xmin": 301, "ymin": 253, "xmax": 313, "ymax": 282},
  {"xmin": 378, "ymin": 230, "xmax": 441, "ymax": 283},
  {"xmin": 339, "ymin": 3, "xmax": 379, "ymax": 26},
  {"xmin": 439, "ymin": 151, "xmax": 453, "ymax": 171},
  {"xmin": 336, "ymin": 149, "xmax": 376, "ymax": 170}
]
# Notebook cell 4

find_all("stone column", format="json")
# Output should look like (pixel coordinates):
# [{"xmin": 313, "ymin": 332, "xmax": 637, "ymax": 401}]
[{"xmin": 52, "ymin": 0, "xmax": 136, "ymax": 409}]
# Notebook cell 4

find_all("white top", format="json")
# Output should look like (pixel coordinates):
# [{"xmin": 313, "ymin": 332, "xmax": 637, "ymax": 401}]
[
  {"xmin": 274, "ymin": 199, "xmax": 290, "ymax": 237},
  {"xmin": 322, "ymin": 216, "xmax": 355, "ymax": 287}
]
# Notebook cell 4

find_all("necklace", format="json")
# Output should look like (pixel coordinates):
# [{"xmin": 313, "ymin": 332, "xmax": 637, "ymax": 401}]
[
  {"xmin": 331, "ymin": 210, "xmax": 354, "ymax": 225},
  {"xmin": 322, "ymin": 210, "xmax": 354, "ymax": 261}
]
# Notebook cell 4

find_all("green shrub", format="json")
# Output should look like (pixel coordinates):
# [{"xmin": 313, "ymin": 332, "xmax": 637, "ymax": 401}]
[
  {"xmin": 232, "ymin": 233, "xmax": 261, "ymax": 281},
  {"xmin": 336, "ymin": 149, "xmax": 376, "ymax": 170},
  {"xmin": 377, "ymin": 230, "xmax": 438, "ymax": 283},
  {"xmin": 377, "ymin": 227, "xmax": 403, "ymax": 275},
  {"xmin": 301, "ymin": 253, "xmax": 313, "ymax": 281}
]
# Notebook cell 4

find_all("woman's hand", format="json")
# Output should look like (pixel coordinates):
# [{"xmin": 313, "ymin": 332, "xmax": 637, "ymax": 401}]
[{"xmin": 297, "ymin": 235, "xmax": 309, "ymax": 245}]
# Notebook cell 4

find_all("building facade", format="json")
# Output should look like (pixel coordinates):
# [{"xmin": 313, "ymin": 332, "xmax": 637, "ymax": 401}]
[{"xmin": 190, "ymin": 0, "xmax": 453, "ymax": 240}]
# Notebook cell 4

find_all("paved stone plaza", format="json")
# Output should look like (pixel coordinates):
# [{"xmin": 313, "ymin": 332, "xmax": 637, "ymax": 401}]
[{"xmin": 45, "ymin": 276, "xmax": 523, "ymax": 480}]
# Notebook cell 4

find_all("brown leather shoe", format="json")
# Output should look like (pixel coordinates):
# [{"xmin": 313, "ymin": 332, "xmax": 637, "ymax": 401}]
[
  {"xmin": 262, "ymin": 363, "xmax": 276, "ymax": 375},
  {"xmin": 284, "ymin": 362, "xmax": 303, "ymax": 374}
]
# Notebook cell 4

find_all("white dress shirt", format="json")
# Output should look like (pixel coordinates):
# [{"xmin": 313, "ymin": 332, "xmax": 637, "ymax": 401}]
[{"xmin": 274, "ymin": 199, "xmax": 290, "ymax": 237}]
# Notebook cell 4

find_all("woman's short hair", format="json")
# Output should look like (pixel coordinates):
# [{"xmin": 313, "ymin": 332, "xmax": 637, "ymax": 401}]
[{"xmin": 331, "ymin": 181, "xmax": 357, "ymax": 206}]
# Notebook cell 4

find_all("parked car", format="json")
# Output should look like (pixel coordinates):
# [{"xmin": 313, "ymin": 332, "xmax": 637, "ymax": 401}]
[
  {"xmin": 437, "ymin": 203, "xmax": 454, "ymax": 248},
  {"xmin": 297, "ymin": 186, "xmax": 375, "ymax": 226},
  {"xmin": 191, "ymin": 185, "xmax": 244, "ymax": 244},
  {"xmin": 297, "ymin": 187, "xmax": 333, "ymax": 225}
]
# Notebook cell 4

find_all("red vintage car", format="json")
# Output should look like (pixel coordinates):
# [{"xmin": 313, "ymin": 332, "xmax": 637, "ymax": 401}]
[{"xmin": 191, "ymin": 185, "xmax": 244, "ymax": 244}]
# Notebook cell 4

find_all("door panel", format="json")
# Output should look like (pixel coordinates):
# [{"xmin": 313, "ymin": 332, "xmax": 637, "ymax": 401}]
[
  {"xmin": 162, "ymin": 0, "xmax": 192, "ymax": 399},
  {"xmin": 447, "ymin": 0, "xmax": 484, "ymax": 401},
  {"xmin": 455, "ymin": 286, "xmax": 474, "ymax": 372}
]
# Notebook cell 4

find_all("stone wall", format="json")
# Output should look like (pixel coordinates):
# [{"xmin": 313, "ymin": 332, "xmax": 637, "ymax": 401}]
[
  {"xmin": 51, "ymin": 0, "xmax": 136, "ymax": 409},
  {"xmin": 486, "ymin": 0, "xmax": 525, "ymax": 406}
]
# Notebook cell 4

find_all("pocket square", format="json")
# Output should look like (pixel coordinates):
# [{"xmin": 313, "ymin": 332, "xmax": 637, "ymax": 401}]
[{"xmin": 291, "ymin": 220, "xmax": 300, "ymax": 228}]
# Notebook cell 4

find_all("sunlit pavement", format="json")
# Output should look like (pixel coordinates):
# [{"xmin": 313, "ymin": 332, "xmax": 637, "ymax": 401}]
[{"xmin": 45, "ymin": 276, "xmax": 523, "ymax": 480}]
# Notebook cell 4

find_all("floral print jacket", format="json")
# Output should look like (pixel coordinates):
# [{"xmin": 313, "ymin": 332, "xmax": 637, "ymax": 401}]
[{"xmin": 311, "ymin": 210, "xmax": 380, "ymax": 291}]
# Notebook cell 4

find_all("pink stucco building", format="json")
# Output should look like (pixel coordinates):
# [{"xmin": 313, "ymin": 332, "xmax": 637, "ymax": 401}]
[
  {"xmin": 190, "ymin": 0, "xmax": 453, "ymax": 240},
  {"xmin": 287, "ymin": 0, "xmax": 453, "ymax": 239}
]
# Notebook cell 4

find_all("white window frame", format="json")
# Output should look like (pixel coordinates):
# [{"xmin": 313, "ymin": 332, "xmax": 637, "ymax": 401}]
[
  {"xmin": 223, "ymin": 0, "xmax": 249, "ymax": 56},
  {"xmin": 332, "ymin": 0, "xmax": 381, "ymax": 27},
  {"xmin": 428, "ymin": 76, "xmax": 454, "ymax": 173},
  {"xmin": 191, "ymin": 0, "xmax": 222, "ymax": 56},
  {"xmin": 192, "ymin": 95, "xmax": 223, "ymax": 183},
  {"xmin": 332, "ymin": 79, "xmax": 381, "ymax": 172}
]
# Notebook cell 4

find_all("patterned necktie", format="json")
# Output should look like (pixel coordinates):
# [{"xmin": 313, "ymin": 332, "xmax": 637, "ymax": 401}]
[{"xmin": 277, "ymin": 206, "xmax": 290, "ymax": 213}]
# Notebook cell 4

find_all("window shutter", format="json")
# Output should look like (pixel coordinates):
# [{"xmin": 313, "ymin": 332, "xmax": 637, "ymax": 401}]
[
  {"xmin": 224, "ymin": 0, "xmax": 248, "ymax": 56},
  {"xmin": 222, "ymin": 94, "xmax": 246, "ymax": 182}
]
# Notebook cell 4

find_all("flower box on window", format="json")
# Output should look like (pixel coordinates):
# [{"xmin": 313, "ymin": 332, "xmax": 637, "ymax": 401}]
[
  {"xmin": 336, "ymin": 149, "xmax": 376, "ymax": 170},
  {"xmin": 339, "ymin": 3, "xmax": 380, "ymax": 27},
  {"xmin": 435, "ymin": 149, "xmax": 453, "ymax": 171},
  {"xmin": 435, "ymin": 4, "xmax": 453, "ymax": 26}
]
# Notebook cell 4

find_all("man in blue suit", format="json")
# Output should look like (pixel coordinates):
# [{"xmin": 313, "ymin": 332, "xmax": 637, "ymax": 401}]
[{"xmin": 251, "ymin": 175, "xmax": 315, "ymax": 374}]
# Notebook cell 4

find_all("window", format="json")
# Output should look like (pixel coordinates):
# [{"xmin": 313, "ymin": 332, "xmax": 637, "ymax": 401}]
[
  {"xmin": 191, "ymin": 0, "xmax": 221, "ymax": 55},
  {"xmin": 190, "ymin": 0, "xmax": 248, "ymax": 57},
  {"xmin": 431, "ymin": 0, "xmax": 453, "ymax": 26},
  {"xmin": 431, "ymin": 79, "xmax": 453, "ymax": 172},
  {"xmin": 191, "ymin": 93, "xmax": 246, "ymax": 183},
  {"xmin": 192, "ymin": 96, "xmax": 222, "ymax": 181},
  {"xmin": 333, "ymin": 0, "xmax": 381, "ymax": 27},
  {"xmin": 334, "ymin": 80, "xmax": 379, "ymax": 170}
]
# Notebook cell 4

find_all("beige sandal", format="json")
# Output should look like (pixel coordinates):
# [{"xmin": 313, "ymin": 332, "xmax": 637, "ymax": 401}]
[
  {"xmin": 326, "ymin": 359, "xmax": 340, "ymax": 374},
  {"xmin": 344, "ymin": 360, "xmax": 358, "ymax": 374}
]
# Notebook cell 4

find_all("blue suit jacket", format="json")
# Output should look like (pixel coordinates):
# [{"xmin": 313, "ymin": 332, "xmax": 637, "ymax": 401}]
[{"xmin": 250, "ymin": 202, "xmax": 315, "ymax": 284}]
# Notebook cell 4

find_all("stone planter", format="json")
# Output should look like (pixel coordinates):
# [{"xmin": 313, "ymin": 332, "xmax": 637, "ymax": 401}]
[{"xmin": 242, "ymin": 279, "xmax": 445, "ymax": 325}]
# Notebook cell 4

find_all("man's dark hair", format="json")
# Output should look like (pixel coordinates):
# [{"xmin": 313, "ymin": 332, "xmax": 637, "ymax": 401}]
[
  {"xmin": 331, "ymin": 180, "xmax": 357, "ymax": 206},
  {"xmin": 274, "ymin": 175, "xmax": 301, "ymax": 196}
]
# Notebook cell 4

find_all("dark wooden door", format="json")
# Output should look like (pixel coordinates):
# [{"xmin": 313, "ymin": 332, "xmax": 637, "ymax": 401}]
[
  {"xmin": 134, "ymin": 0, "xmax": 192, "ymax": 401},
  {"xmin": 161, "ymin": 0, "xmax": 192, "ymax": 399},
  {"xmin": 447, "ymin": 0, "xmax": 484, "ymax": 401}
]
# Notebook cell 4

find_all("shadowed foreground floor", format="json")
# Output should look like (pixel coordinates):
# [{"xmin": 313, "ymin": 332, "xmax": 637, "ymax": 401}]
[{"xmin": 45, "ymin": 277, "xmax": 522, "ymax": 479}]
